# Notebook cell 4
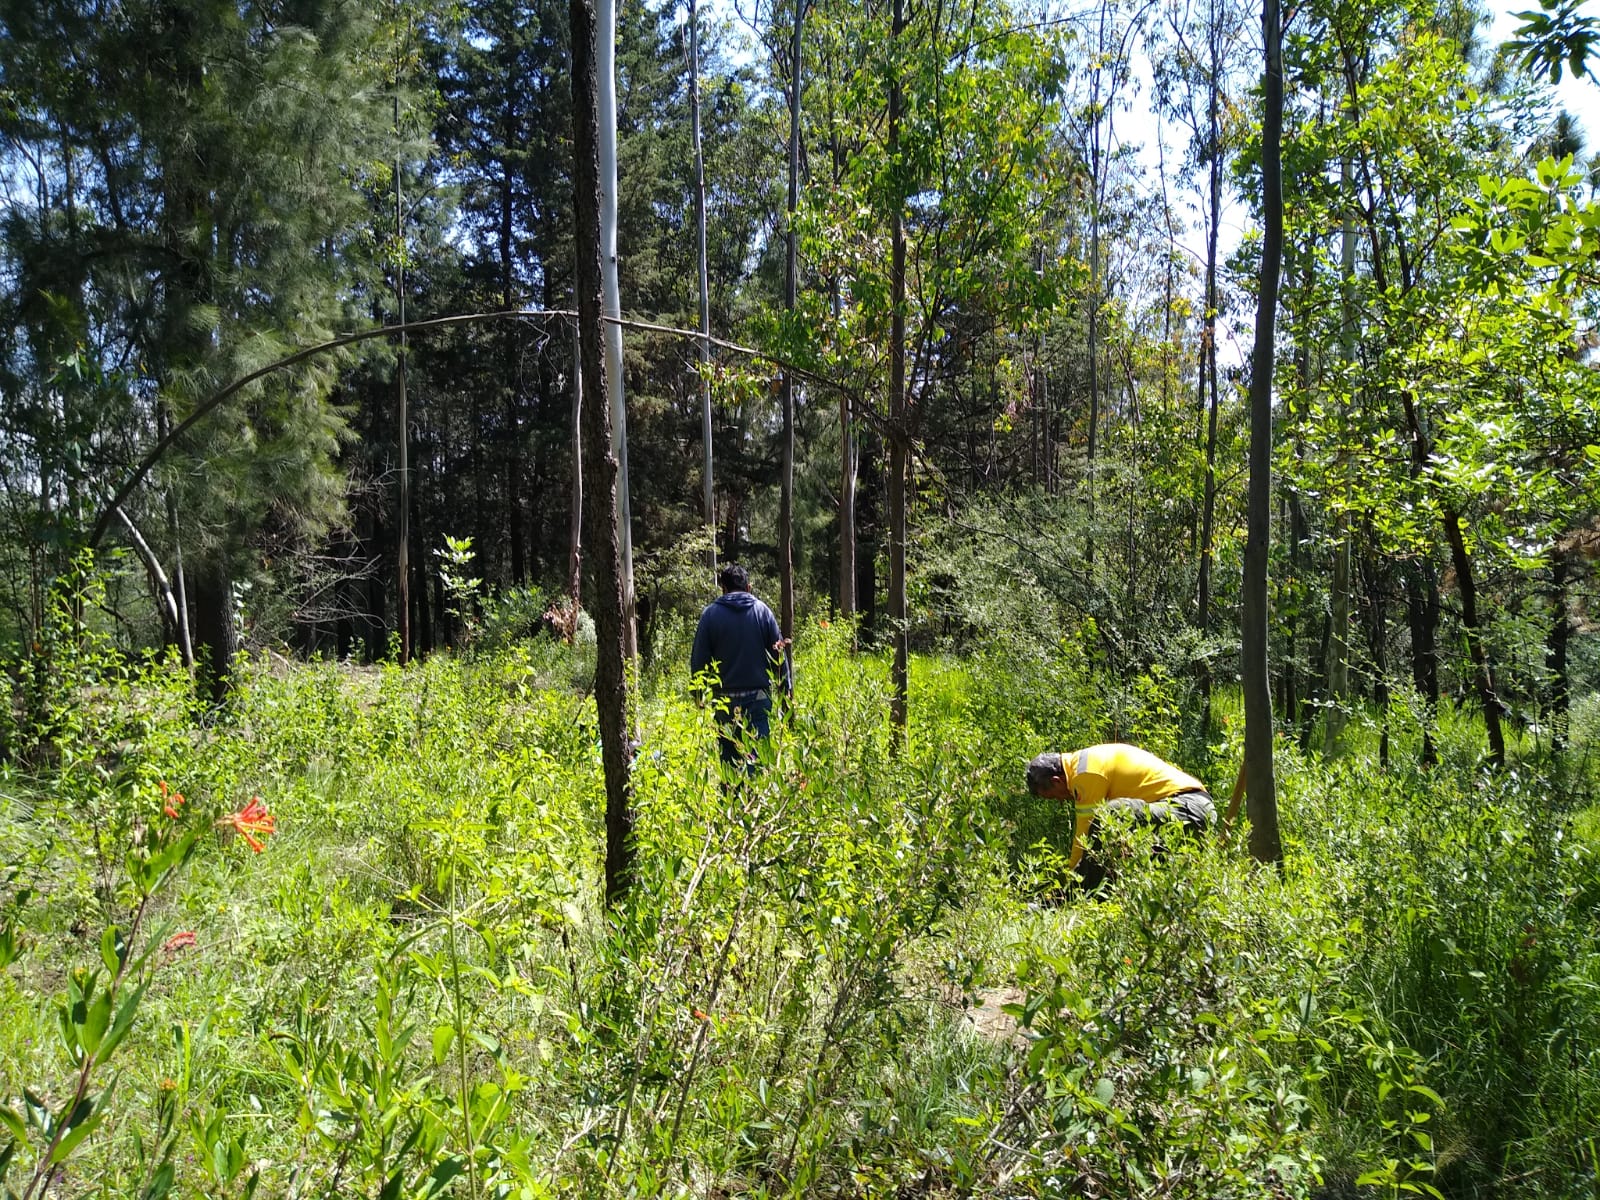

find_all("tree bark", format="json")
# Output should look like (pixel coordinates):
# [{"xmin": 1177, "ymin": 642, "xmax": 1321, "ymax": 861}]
[
  {"xmin": 597, "ymin": 0, "xmax": 637, "ymax": 661},
  {"xmin": 569, "ymin": 328, "xmax": 584, "ymax": 616},
  {"xmin": 1193, "ymin": 27, "xmax": 1222, "ymax": 711},
  {"xmin": 1324, "ymin": 158, "xmax": 1358, "ymax": 756},
  {"xmin": 887, "ymin": 0, "xmax": 909, "ymax": 733},
  {"xmin": 1547, "ymin": 548, "xmax": 1570, "ymax": 753},
  {"xmin": 1242, "ymin": 0, "xmax": 1283, "ymax": 864},
  {"xmin": 1442, "ymin": 507, "xmax": 1506, "ymax": 767},
  {"xmin": 190, "ymin": 556, "xmax": 238, "ymax": 705},
  {"xmin": 780, "ymin": 0, "xmax": 803, "ymax": 662},
  {"xmin": 1405, "ymin": 556, "xmax": 1440, "ymax": 765},
  {"xmin": 113, "ymin": 505, "xmax": 182, "ymax": 644},
  {"xmin": 690, "ymin": 0, "xmax": 716, "ymax": 571},
  {"xmin": 1360, "ymin": 526, "xmax": 1391, "ymax": 767},
  {"xmin": 395, "ymin": 96, "xmax": 411, "ymax": 665},
  {"xmin": 573, "ymin": 0, "xmax": 635, "ymax": 903},
  {"xmin": 156, "ymin": 403, "xmax": 194, "ymax": 669}
]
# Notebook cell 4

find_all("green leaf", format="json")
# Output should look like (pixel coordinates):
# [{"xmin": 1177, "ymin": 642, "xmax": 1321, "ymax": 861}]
[
  {"xmin": 79, "ymin": 989, "xmax": 113, "ymax": 1058},
  {"xmin": 100, "ymin": 927, "xmax": 120, "ymax": 976},
  {"xmin": 422, "ymin": 1156, "xmax": 467, "ymax": 1198},
  {"xmin": 431, "ymin": 1025, "xmax": 456, "ymax": 1067},
  {"xmin": 46, "ymin": 1095, "xmax": 103, "ymax": 1166},
  {"xmin": 141, "ymin": 1161, "xmax": 175, "ymax": 1200},
  {"xmin": 100, "ymin": 982, "xmax": 148, "ymax": 1061}
]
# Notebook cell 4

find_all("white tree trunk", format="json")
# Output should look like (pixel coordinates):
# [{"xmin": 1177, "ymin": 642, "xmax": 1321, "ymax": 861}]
[
  {"xmin": 780, "ymin": 0, "xmax": 803, "ymax": 658},
  {"xmin": 1324, "ymin": 156, "xmax": 1356, "ymax": 756},
  {"xmin": 598, "ymin": 0, "xmax": 637, "ymax": 658},
  {"xmin": 690, "ymin": 0, "xmax": 715, "ymax": 571}
]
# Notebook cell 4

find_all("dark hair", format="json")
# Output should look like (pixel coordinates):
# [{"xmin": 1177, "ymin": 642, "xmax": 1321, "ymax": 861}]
[
  {"xmin": 717, "ymin": 563, "xmax": 750, "ymax": 592},
  {"xmin": 1025, "ymin": 752, "xmax": 1065, "ymax": 795}
]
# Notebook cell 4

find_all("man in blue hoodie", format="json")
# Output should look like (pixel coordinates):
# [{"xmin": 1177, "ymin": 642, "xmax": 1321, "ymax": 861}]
[{"xmin": 690, "ymin": 563, "xmax": 790, "ymax": 767}]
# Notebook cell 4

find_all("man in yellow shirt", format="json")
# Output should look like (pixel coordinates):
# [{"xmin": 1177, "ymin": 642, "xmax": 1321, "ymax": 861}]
[{"xmin": 1025, "ymin": 744, "xmax": 1216, "ymax": 890}]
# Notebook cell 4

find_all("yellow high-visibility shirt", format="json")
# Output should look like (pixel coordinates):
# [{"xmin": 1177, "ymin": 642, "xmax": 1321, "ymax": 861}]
[{"xmin": 1063, "ymin": 743, "xmax": 1208, "ymax": 867}]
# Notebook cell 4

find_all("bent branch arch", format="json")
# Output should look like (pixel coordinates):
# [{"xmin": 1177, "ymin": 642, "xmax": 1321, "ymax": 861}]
[{"xmin": 87, "ymin": 307, "xmax": 858, "ymax": 550}]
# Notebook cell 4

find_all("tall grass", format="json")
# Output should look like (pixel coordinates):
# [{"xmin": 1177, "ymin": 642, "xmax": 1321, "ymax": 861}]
[{"xmin": 0, "ymin": 606, "xmax": 1596, "ymax": 1197}]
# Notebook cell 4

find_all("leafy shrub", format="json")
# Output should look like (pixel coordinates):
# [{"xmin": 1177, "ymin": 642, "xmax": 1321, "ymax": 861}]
[{"xmin": 1, "ymin": 565, "xmax": 1597, "ymax": 1198}]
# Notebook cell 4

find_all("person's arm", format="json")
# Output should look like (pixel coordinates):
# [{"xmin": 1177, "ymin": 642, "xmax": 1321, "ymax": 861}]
[
  {"xmin": 1064, "ymin": 772, "xmax": 1109, "ymax": 869},
  {"xmin": 763, "ymin": 607, "xmax": 792, "ymax": 696}
]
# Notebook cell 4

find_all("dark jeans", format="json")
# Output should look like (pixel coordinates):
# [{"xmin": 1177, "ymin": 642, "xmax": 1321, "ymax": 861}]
[
  {"xmin": 1075, "ymin": 789, "xmax": 1216, "ymax": 892},
  {"xmin": 714, "ymin": 688, "xmax": 772, "ymax": 770}
]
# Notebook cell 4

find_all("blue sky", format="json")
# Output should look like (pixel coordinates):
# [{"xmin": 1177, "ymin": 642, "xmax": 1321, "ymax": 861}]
[{"xmin": 1487, "ymin": 0, "xmax": 1600, "ymax": 145}]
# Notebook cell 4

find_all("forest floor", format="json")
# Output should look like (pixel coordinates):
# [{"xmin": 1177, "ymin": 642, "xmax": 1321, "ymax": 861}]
[{"xmin": 1, "ymin": 631, "xmax": 1598, "ymax": 1198}]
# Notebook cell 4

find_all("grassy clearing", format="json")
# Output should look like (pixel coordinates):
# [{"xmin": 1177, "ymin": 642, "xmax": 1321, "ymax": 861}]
[{"xmin": 0, "ymin": 615, "xmax": 1597, "ymax": 1198}]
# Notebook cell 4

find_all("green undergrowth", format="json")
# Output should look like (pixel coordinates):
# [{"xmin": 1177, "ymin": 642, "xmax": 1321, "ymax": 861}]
[{"xmin": 0, "ymin": 599, "xmax": 1597, "ymax": 1197}]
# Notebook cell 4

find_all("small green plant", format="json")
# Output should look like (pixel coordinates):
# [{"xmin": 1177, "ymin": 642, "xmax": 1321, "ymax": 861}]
[
  {"xmin": 0, "ymin": 777, "xmax": 275, "ymax": 1198},
  {"xmin": 435, "ymin": 536, "xmax": 483, "ymax": 645}
]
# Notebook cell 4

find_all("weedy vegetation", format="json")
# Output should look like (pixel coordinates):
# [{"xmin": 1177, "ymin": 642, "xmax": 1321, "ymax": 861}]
[{"xmin": 1, "ymin": 571, "xmax": 1597, "ymax": 1198}]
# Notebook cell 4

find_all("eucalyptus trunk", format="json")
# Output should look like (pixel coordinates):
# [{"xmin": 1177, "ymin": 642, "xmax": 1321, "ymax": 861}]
[
  {"xmin": 1242, "ymin": 0, "xmax": 1283, "ymax": 864},
  {"xmin": 689, "ymin": 0, "xmax": 715, "ymax": 570},
  {"xmin": 597, "ymin": 0, "xmax": 637, "ymax": 660},
  {"xmin": 1193, "ymin": 14, "xmax": 1222, "ymax": 696},
  {"xmin": 887, "ymin": 0, "xmax": 908, "ymax": 732},
  {"xmin": 569, "ymin": 331, "xmax": 583, "ymax": 616},
  {"xmin": 572, "ymin": 0, "xmax": 634, "ymax": 902},
  {"xmin": 394, "ymin": 109, "xmax": 412, "ymax": 665},
  {"xmin": 1323, "ymin": 154, "xmax": 1359, "ymax": 756},
  {"xmin": 779, "ymin": 0, "xmax": 803, "ymax": 659}
]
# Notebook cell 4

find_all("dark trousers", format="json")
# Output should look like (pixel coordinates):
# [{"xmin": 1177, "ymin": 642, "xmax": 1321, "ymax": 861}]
[
  {"xmin": 715, "ymin": 689, "xmax": 772, "ymax": 770},
  {"xmin": 1076, "ymin": 789, "xmax": 1216, "ymax": 891}
]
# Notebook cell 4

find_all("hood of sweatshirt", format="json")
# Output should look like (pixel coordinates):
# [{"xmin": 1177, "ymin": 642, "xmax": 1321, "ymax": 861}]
[{"xmin": 714, "ymin": 591, "xmax": 759, "ymax": 611}]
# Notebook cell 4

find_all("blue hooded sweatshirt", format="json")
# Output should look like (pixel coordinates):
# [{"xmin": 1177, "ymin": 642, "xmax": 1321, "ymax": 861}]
[{"xmin": 690, "ymin": 590, "xmax": 786, "ymax": 694}]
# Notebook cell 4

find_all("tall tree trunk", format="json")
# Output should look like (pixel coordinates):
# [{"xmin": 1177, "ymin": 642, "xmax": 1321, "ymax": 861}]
[
  {"xmin": 780, "ymin": 0, "xmax": 803, "ymax": 659},
  {"xmin": 1401, "ymin": 380, "xmax": 1441, "ymax": 766},
  {"xmin": 1361, "ymin": 526, "xmax": 1391, "ymax": 767},
  {"xmin": 857, "ymin": 430, "xmax": 878, "ymax": 636},
  {"xmin": 1324, "ymin": 161, "xmax": 1358, "ymax": 756},
  {"xmin": 414, "ymin": 465, "xmax": 432, "ymax": 654},
  {"xmin": 837, "ymin": 280, "xmax": 857, "ymax": 617},
  {"xmin": 1242, "ymin": 0, "xmax": 1283, "ymax": 864},
  {"xmin": 1086, "ymin": 149, "xmax": 1100, "ymax": 569},
  {"xmin": 156, "ymin": 403, "xmax": 194, "ymax": 668},
  {"xmin": 887, "ymin": 0, "xmax": 908, "ymax": 733},
  {"xmin": 1547, "ymin": 548, "xmax": 1570, "ymax": 753},
  {"xmin": 394, "ymin": 108, "xmax": 411, "ymax": 665},
  {"xmin": 1287, "ymin": 484, "xmax": 1308, "ymax": 736},
  {"xmin": 597, "ymin": 0, "xmax": 636, "ymax": 661},
  {"xmin": 569, "ymin": 326, "xmax": 584, "ymax": 616},
  {"xmin": 533, "ymin": 301, "xmax": 556, "ymax": 580},
  {"xmin": 164, "ymin": 489, "xmax": 194, "ymax": 669},
  {"xmin": 1442, "ymin": 508, "xmax": 1506, "ymax": 767},
  {"xmin": 1084, "ymin": 0, "xmax": 1110, "ymax": 569},
  {"xmin": 1193, "ymin": 25, "xmax": 1222, "ymax": 710},
  {"xmin": 113, "ymin": 506, "xmax": 181, "ymax": 643},
  {"xmin": 190, "ymin": 556, "xmax": 238, "ymax": 705},
  {"xmin": 573, "ymin": 0, "xmax": 634, "ymax": 903},
  {"xmin": 690, "ymin": 0, "xmax": 716, "ymax": 571},
  {"xmin": 500, "ymin": 142, "xmax": 525, "ymax": 587},
  {"xmin": 828, "ymin": 117, "xmax": 856, "ymax": 617}
]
